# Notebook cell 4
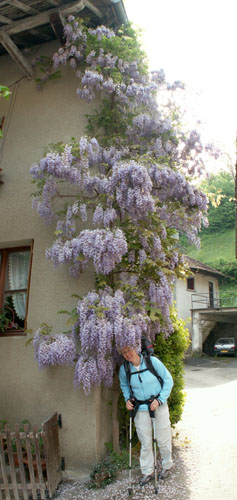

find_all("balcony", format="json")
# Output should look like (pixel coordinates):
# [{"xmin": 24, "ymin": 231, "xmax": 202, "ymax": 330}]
[{"xmin": 191, "ymin": 291, "xmax": 237, "ymax": 310}]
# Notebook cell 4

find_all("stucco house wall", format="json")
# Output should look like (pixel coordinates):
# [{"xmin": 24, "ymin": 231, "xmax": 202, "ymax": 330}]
[
  {"xmin": 175, "ymin": 271, "xmax": 220, "ymax": 339},
  {"xmin": 0, "ymin": 42, "xmax": 113, "ymax": 474}
]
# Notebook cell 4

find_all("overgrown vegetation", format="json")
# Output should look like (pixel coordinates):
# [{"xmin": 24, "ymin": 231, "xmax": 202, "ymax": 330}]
[
  {"xmin": 180, "ymin": 169, "xmax": 237, "ymax": 304},
  {"xmin": 88, "ymin": 443, "xmax": 138, "ymax": 489},
  {"xmin": 200, "ymin": 171, "xmax": 235, "ymax": 234},
  {"xmin": 29, "ymin": 17, "xmax": 213, "ymax": 456},
  {"xmin": 180, "ymin": 228, "xmax": 235, "ymax": 263},
  {"xmin": 153, "ymin": 310, "xmax": 190, "ymax": 425}
]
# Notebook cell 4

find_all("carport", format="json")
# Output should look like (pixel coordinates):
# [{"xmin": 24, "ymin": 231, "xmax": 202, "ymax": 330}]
[{"xmin": 192, "ymin": 306, "xmax": 237, "ymax": 353}]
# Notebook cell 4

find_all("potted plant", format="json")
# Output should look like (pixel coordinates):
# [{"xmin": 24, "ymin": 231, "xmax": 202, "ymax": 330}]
[
  {"xmin": 22, "ymin": 428, "xmax": 47, "ymax": 479},
  {"xmin": 0, "ymin": 419, "xmax": 8, "ymax": 451},
  {"xmin": 0, "ymin": 305, "xmax": 18, "ymax": 333},
  {"xmin": 1, "ymin": 419, "xmax": 28, "ymax": 466},
  {"xmin": 1, "ymin": 419, "xmax": 46, "ymax": 474}
]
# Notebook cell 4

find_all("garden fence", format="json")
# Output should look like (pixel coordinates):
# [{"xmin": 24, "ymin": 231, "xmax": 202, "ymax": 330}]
[{"xmin": 0, "ymin": 413, "xmax": 62, "ymax": 500}]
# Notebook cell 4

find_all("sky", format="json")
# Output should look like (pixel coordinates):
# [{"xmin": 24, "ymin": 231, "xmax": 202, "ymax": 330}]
[{"xmin": 125, "ymin": 0, "xmax": 237, "ymax": 172}]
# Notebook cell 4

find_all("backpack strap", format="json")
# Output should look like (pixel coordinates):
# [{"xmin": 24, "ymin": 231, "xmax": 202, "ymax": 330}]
[
  {"xmin": 123, "ymin": 359, "xmax": 134, "ymax": 398},
  {"xmin": 144, "ymin": 355, "xmax": 164, "ymax": 388}
]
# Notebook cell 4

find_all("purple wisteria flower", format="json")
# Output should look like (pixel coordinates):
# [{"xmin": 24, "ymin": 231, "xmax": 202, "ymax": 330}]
[
  {"xmin": 30, "ymin": 147, "xmax": 81, "ymax": 184},
  {"xmin": 73, "ymin": 288, "xmax": 149, "ymax": 393},
  {"xmin": 72, "ymin": 228, "xmax": 128, "ymax": 274},
  {"xmin": 150, "ymin": 164, "xmax": 208, "ymax": 210},
  {"xmin": 88, "ymin": 25, "xmax": 115, "ymax": 40},
  {"xmin": 79, "ymin": 204, "xmax": 87, "ymax": 222},
  {"xmin": 34, "ymin": 330, "xmax": 76, "ymax": 369},
  {"xmin": 111, "ymin": 161, "xmax": 155, "ymax": 220},
  {"xmin": 46, "ymin": 228, "xmax": 127, "ymax": 275}
]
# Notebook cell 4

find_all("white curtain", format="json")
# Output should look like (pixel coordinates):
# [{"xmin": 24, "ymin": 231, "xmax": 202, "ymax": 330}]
[{"xmin": 8, "ymin": 251, "xmax": 30, "ymax": 320}]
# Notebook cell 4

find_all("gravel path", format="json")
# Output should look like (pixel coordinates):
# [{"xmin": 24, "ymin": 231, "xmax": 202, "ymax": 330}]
[
  {"xmin": 53, "ymin": 444, "xmax": 190, "ymax": 500},
  {"xmin": 52, "ymin": 356, "xmax": 237, "ymax": 500}
]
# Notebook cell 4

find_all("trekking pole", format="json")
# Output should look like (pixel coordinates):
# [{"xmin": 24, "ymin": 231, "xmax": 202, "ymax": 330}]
[
  {"xmin": 149, "ymin": 399, "xmax": 158, "ymax": 495},
  {"xmin": 128, "ymin": 409, "xmax": 133, "ymax": 497}
]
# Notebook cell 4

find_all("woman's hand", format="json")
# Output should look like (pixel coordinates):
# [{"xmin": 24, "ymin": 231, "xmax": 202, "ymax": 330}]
[
  {"xmin": 149, "ymin": 398, "xmax": 159, "ymax": 411},
  {"xmin": 126, "ymin": 399, "xmax": 134, "ymax": 411}
]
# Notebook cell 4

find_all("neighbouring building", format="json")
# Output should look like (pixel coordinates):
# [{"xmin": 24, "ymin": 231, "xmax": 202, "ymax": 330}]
[
  {"xmin": 0, "ymin": 0, "xmax": 127, "ymax": 477},
  {"xmin": 175, "ymin": 256, "xmax": 231, "ymax": 353}
]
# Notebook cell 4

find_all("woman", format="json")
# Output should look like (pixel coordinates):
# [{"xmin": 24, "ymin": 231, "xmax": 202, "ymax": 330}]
[{"xmin": 119, "ymin": 345, "xmax": 173, "ymax": 485}]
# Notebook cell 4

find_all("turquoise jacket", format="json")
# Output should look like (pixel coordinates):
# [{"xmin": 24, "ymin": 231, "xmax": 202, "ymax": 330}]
[{"xmin": 119, "ymin": 354, "xmax": 173, "ymax": 411}]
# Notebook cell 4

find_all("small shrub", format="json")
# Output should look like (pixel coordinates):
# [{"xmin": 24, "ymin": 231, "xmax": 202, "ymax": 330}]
[{"xmin": 89, "ymin": 443, "xmax": 138, "ymax": 489}]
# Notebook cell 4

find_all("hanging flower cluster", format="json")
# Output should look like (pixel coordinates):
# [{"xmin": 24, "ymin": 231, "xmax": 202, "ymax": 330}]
[
  {"xmin": 74, "ymin": 288, "xmax": 149, "ymax": 394},
  {"xmin": 30, "ymin": 18, "xmax": 214, "ymax": 391},
  {"xmin": 33, "ymin": 329, "xmax": 76, "ymax": 369}
]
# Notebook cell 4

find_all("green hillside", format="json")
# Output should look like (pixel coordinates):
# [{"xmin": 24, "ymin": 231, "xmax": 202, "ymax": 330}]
[{"xmin": 182, "ymin": 228, "xmax": 235, "ymax": 266}]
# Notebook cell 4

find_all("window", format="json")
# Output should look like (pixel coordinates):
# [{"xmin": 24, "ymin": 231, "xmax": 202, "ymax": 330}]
[
  {"xmin": 0, "ymin": 245, "xmax": 33, "ymax": 335},
  {"xmin": 187, "ymin": 277, "xmax": 195, "ymax": 291},
  {"xmin": 209, "ymin": 281, "xmax": 214, "ymax": 308}
]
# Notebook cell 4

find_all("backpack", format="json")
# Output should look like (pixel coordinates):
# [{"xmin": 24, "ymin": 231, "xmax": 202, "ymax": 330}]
[{"xmin": 123, "ymin": 337, "xmax": 164, "ymax": 397}]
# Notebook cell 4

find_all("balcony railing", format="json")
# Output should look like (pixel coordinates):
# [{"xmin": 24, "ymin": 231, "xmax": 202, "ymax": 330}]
[{"xmin": 191, "ymin": 291, "xmax": 237, "ymax": 310}]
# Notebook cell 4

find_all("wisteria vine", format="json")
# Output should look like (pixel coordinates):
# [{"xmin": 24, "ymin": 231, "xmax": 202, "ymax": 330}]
[{"xmin": 31, "ymin": 18, "xmax": 212, "ymax": 393}]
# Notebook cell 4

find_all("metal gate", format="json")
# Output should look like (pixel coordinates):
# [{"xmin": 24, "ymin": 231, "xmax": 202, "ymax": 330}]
[{"xmin": 0, "ymin": 413, "xmax": 62, "ymax": 499}]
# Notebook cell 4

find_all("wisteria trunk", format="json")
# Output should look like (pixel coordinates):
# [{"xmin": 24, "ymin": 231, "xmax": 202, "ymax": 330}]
[{"xmin": 112, "ymin": 374, "xmax": 120, "ymax": 453}]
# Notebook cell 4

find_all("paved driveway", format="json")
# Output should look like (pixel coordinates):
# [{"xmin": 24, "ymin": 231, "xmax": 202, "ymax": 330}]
[
  {"xmin": 54, "ymin": 356, "xmax": 237, "ymax": 500},
  {"xmin": 174, "ymin": 355, "xmax": 237, "ymax": 500}
]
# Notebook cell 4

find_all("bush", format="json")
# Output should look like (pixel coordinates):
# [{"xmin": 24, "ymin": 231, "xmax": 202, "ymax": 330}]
[
  {"xmin": 88, "ymin": 443, "xmax": 138, "ymax": 489},
  {"xmin": 153, "ymin": 310, "xmax": 190, "ymax": 426}
]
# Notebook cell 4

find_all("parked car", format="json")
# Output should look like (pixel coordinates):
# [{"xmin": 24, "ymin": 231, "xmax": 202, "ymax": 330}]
[{"xmin": 213, "ymin": 337, "xmax": 236, "ymax": 356}]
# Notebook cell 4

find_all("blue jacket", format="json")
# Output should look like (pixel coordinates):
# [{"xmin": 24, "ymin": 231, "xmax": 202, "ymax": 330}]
[{"xmin": 119, "ymin": 354, "xmax": 173, "ymax": 411}]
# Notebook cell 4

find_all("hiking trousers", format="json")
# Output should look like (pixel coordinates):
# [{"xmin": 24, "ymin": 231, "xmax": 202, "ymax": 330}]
[{"xmin": 134, "ymin": 402, "xmax": 173, "ymax": 475}]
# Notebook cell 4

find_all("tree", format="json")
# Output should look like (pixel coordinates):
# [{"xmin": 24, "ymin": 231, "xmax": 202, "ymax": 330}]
[
  {"xmin": 30, "ymin": 19, "xmax": 210, "ymax": 449},
  {"xmin": 199, "ymin": 170, "xmax": 235, "ymax": 234}
]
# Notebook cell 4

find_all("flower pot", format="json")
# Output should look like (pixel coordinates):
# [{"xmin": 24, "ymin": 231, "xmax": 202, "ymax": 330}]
[{"xmin": 22, "ymin": 455, "xmax": 47, "ymax": 480}]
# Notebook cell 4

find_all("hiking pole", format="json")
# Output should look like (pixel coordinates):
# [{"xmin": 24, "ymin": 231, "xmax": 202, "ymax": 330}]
[
  {"xmin": 149, "ymin": 399, "xmax": 158, "ymax": 495},
  {"xmin": 128, "ymin": 408, "xmax": 133, "ymax": 497}
]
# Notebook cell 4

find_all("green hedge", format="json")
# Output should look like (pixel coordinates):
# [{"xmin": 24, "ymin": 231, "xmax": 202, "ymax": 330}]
[{"xmin": 153, "ymin": 310, "xmax": 190, "ymax": 426}]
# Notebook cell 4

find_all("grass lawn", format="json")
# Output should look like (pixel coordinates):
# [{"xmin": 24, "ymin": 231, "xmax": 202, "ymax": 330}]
[{"xmin": 183, "ymin": 228, "xmax": 235, "ymax": 265}]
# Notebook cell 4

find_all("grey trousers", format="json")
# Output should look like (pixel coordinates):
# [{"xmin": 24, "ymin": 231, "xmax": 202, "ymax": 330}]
[{"xmin": 134, "ymin": 403, "xmax": 173, "ymax": 475}]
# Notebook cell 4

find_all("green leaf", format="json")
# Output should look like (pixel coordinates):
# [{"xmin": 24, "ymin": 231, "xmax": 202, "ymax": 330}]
[
  {"xmin": 0, "ymin": 85, "xmax": 11, "ymax": 99},
  {"xmin": 76, "ymin": 253, "xmax": 86, "ymax": 261}
]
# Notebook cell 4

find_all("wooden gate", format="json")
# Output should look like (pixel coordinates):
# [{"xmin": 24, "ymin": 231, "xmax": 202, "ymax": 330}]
[{"xmin": 0, "ymin": 413, "xmax": 62, "ymax": 500}]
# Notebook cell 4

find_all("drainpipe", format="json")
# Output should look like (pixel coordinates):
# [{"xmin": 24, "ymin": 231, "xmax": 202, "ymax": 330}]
[{"xmin": 111, "ymin": 0, "xmax": 128, "ymax": 25}]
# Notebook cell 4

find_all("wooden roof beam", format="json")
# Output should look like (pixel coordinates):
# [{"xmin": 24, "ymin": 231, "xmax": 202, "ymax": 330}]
[
  {"xmin": 0, "ymin": 15, "xmax": 12, "ymax": 24},
  {"xmin": 47, "ymin": 1, "xmax": 60, "ymax": 5},
  {"xmin": 0, "ymin": 0, "xmax": 103, "ymax": 36},
  {"xmin": 50, "ymin": 11, "xmax": 65, "ymax": 46},
  {"xmin": 0, "ymin": 30, "xmax": 33, "ymax": 78},
  {"xmin": 7, "ymin": 1, "xmax": 39, "ymax": 15},
  {"xmin": 0, "ymin": 8, "xmax": 49, "ymax": 42},
  {"xmin": 0, "ymin": 1, "xmax": 11, "ymax": 7},
  {"xmin": 30, "ymin": 28, "xmax": 52, "ymax": 40}
]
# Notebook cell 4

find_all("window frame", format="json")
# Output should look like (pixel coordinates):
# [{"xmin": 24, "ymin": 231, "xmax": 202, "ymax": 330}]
[
  {"xmin": 187, "ymin": 277, "xmax": 195, "ymax": 291},
  {"xmin": 0, "ymin": 243, "xmax": 33, "ymax": 336}
]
